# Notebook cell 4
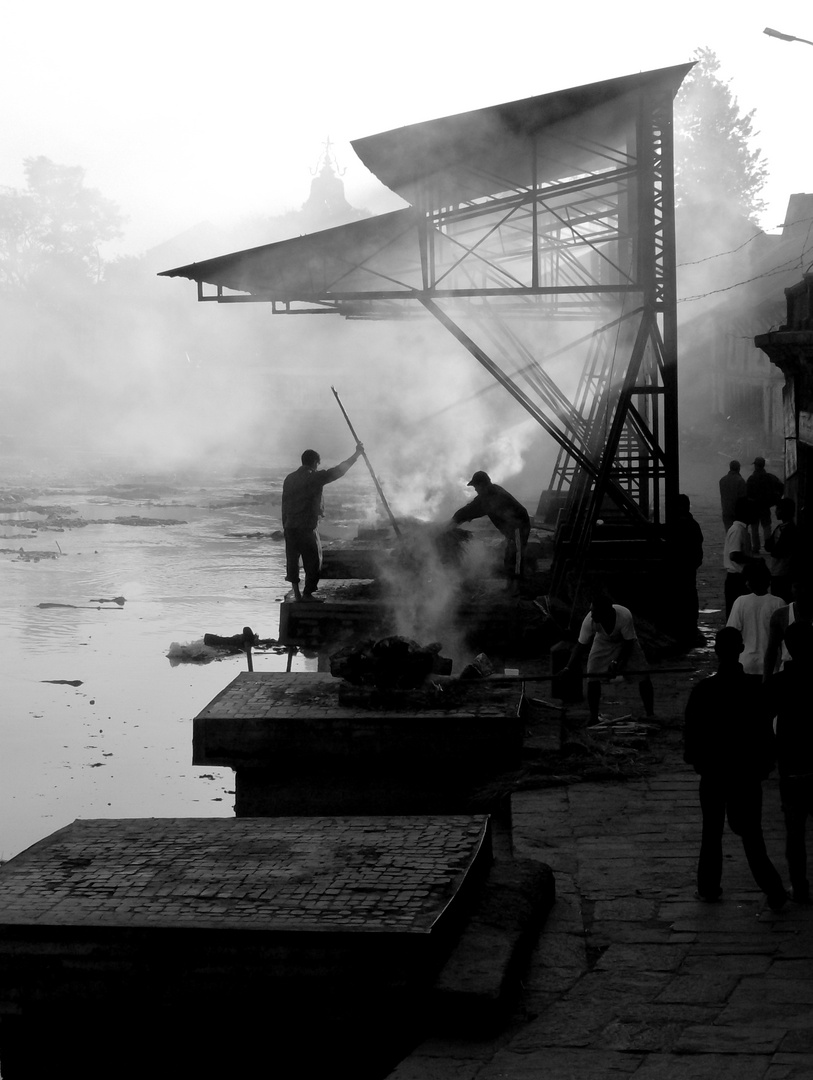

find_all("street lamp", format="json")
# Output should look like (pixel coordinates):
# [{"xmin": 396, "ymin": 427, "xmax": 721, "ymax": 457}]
[{"xmin": 764, "ymin": 26, "xmax": 813, "ymax": 46}]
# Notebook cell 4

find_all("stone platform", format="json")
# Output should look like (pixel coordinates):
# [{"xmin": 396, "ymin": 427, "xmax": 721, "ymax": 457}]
[
  {"xmin": 0, "ymin": 815, "xmax": 550, "ymax": 1079},
  {"xmin": 193, "ymin": 671, "xmax": 525, "ymax": 821},
  {"xmin": 0, "ymin": 815, "xmax": 489, "ymax": 939}
]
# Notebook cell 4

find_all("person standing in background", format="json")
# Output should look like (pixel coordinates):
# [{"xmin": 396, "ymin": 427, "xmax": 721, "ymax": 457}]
[
  {"xmin": 763, "ymin": 578, "xmax": 813, "ymax": 678},
  {"xmin": 765, "ymin": 498, "xmax": 799, "ymax": 603},
  {"xmin": 746, "ymin": 457, "xmax": 783, "ymax": 553},
  {"xmin": 764, "ymin": 621, "xmax": 813, "ymax": 904},
  {"xmin": 670, "ymin": 493, "xmax": 704, "ymax": 647},
  {"xmin": 683, "ymin": 626, "xmax": 787, "ymax": 910},
  {"xmin": 719, "ymin": 460, "xmax": 747, "ymax": 533},
  {"xmin": 726, "ymin": 560, "xmax": 785, "ymax": 687},
  {"xmin": 723, "ymin": 497, "xmax": 757, "ymax": 619}
]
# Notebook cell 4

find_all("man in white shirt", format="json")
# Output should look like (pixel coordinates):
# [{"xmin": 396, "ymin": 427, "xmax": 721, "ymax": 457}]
[
  {"xmin": 727, "ymin": 560, "xmax": 785, "ymax": 683},
  {"xmin": 562, "ymin": 591, "xmax": 654, "ymax": 724},
  {"xmin": 723, "ymin": 497, "xmax": 757, "ymax": 618}
]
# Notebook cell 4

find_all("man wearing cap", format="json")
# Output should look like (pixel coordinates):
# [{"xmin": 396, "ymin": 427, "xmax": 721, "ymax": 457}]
[
  {"xmin": 451, "ymin": 471, "xmax": 531, "ymax": 587},
  {"xmin": 746, "ymin": 457, "xmax": 783, "ymax": 553}
]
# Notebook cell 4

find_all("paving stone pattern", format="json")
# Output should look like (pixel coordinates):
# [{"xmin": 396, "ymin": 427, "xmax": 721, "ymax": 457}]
[
  {"xmin": 0, "ymin": 816, "xmax": 489, "ymax": 933},
  {"xmin": 389, "ymin": 768, "xmax": 813, "ymax": 1079},
  {"xmin": 196, "ymin": 672, "xmax": 518, "ymax": 720}
]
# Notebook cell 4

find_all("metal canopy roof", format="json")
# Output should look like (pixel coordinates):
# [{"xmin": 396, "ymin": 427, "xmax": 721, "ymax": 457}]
[
  {"xmin": 351, "ymin": 65, "xmax": 692, "ymax": 207},
  {"xmin": 159, "ymin": 63, "xmax": 692, "ymax": 301},
  {"xmin": 159, "ymin": 207, "xmax": 423, "ymax": 299},
  {"xmin": 159, "ymin": 62, "xmax": 692, "ymax": 593}
]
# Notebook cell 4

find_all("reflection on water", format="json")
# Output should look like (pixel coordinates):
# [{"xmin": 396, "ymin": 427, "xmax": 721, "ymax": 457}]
[{"xmin": 0, "ymin": 463, "xmax": 377, "ymax": 859}]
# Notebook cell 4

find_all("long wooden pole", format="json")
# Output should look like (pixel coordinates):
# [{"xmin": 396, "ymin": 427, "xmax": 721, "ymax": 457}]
[{"xmin": 331, "ymin": 386, "xmax": 402, "ymax": 538}]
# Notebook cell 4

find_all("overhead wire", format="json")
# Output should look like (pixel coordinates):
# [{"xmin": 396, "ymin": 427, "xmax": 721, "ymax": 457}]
[
  {"xmin": 678, "ymin": 241, "xmax": 813, "ymax": 304},
  {"xmin": 676, "ymin": 213, "xmax": 813, "ymax": 267}
]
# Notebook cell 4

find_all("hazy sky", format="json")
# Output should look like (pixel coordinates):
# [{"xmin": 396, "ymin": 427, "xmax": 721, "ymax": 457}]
[{"xmin": 3, "ymin": 0, "xmax": 810, "ymax": 259}]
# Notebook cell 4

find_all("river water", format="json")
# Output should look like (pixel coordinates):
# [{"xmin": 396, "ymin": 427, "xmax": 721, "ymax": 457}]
[{"xmin": 0, "ymin": 457, "xmax": 378, "ymax": 861}]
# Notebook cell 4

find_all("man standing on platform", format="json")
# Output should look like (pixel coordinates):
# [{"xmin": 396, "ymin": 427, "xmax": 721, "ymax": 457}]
[{"xmin": 282, "ymin": 443, "xmax": 364, "ymax": 602}]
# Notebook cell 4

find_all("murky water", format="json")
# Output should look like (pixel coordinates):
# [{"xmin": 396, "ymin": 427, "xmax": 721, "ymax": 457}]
[{"xmin": 0, "ymin": 460, "xmax": 377, "ymax": 860}]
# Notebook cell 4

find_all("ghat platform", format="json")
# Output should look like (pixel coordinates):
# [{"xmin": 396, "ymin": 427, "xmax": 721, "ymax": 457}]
[
  {"xmin": 0, "ymin": 815, "xmax": 497, "ymax": 1077},
  {"xmin": 193, "ymin": 671, "xmax": 525, "ymax": 819}
]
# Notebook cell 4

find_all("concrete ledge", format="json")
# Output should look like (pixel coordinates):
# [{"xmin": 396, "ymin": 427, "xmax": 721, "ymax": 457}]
[{"xmin": 431, "ymin": 857, "xmax": 555, "ymax": 1033}]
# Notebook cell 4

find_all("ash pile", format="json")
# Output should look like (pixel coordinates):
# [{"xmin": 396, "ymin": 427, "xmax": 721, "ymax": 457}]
[{"xmin": 329, "ymin": 635, "xmax": 465, "ymax": 710}]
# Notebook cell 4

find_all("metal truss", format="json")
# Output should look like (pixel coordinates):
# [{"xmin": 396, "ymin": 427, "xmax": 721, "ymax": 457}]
[{"xmin": 167, "ymin": 72, "xmax": 683, "ymax": 600}]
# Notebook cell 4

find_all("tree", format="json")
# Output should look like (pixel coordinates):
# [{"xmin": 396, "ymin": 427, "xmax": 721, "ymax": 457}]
[
  {"xmin": 674, "ymin": 48, "xmax": 768, "ymax": 227},
  {"xmin": 0, "ymin": 156, "xmax": 124, "ymax": 290}
]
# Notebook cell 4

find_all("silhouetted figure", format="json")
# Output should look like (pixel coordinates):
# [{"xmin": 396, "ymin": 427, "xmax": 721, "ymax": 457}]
[
  {"xmin": 727, "ymin": 560, "xmax": 785, "ymax": 686},
  {"xmin": 746, "ymin": 456, "xmax": 783, "ymax": 553},
  {"xmin": 765, "ymin": 497, "xmax": 799, "ymax": 602},
  {"xmin": 764, "ymin": 621, "xmax": 813, "ymax": 904},
  {"xmin": 562, "ymin": 590, "xmax": 654, "ymax": 724},
  {"xmin": 764, "ymin": 577, "xmax": 813, "ymax": 678},
  {"xmin": 451, "ymin": 471, "xmax": 530, "ymax": 589},
  {"xmin": 723, "ymin": 496, "xmax": 757, "ymax": 618},
  {"xmin": 282, "ymin": 443, "xmax": 363, "ymax": 601},
  {"xmin": 683, "ymin": 626, "xmax": 786, "ymax": 909},
  {"xmin": 719, "ymin": 460, "xmax": 747, "ymax": 533},
  {"xmin": 670, "ymin": 493, "xmax": 704, "ymax": 646}
]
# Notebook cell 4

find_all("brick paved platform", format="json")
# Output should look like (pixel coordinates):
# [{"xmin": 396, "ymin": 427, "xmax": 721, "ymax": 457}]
[
  {"xmin": 193, "ymin": 672, "xmax": 522, "ymax": 764},
  {"xmin": 193, "ymin": 672, "xmax": 524, "ymax": 820},
  {"xmin": 0, "ymin": 815, "xmax": 490, "ymax": 934}
]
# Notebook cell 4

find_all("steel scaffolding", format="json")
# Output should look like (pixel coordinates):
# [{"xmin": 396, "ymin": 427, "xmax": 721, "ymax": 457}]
[{"xmin": 161, "ymin": 64, "xmax": 692, "ymax": 600}]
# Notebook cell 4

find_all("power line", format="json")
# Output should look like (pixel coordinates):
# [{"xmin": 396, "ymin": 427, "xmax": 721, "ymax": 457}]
[
  {"xmin": 676, "ymin": 214, "xmax": 813, "ymax": 268},
  {"xmin": 678, "ymin": 243, "xmax": 813, "ymax": 303}
]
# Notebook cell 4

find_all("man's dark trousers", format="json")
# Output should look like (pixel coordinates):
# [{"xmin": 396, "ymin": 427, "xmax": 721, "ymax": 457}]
[
  {"xmin": 284, "ymin": 527, "xmax": 322, "ymax": 594},
  {"xmin": 698, "ymin": 773, "xmax": 784, "ymax": 899}
]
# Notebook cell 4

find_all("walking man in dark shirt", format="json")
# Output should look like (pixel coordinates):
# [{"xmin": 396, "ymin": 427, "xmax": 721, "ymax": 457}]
[
  {"xmin": 764, "ymin": 621, "xmax": 813, "ymax": 904},
  {"xmin": 451, "ymin": 471, "xmax": 531, "ymax": 588},
  {"xmin": 281, "ymin": 443, "xmax": 364, "ymax": 601},
  {"xmin": 683, "ymin": 626, "xmax": 787, "ymax": 909}
]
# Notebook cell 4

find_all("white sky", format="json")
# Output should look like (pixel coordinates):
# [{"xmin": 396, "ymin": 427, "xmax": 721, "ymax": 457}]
[{"xmin": 2, "ymin": 0, "xmax": 811, "ymax": 258}]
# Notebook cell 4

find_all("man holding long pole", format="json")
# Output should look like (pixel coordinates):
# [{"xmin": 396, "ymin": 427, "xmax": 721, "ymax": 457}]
[{"xmin": 281, "ymin": 442, "xmax": 364, "ymax": 602}]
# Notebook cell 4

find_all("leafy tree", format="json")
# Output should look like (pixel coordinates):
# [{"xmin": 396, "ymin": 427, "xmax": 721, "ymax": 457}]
[
  {"xmin": 674, "ymin": 47, "xmax": 768, "ymax": 227},
  {"xmin": 0, "ymin": 156, "xmax": 124, "ymax": 290}
]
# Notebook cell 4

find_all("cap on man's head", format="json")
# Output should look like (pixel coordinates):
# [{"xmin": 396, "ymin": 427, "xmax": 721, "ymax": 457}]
[
  {"xmin": 753, "ymin": 456, "xmax": 766, "ymax": 467},
  {"xmin": 467, "ymin": 470, "xmax": 491, "ymax": 487},
  {"xmin": 730, "ymin": 460, "xmax": 740, "ymax": 471}
]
